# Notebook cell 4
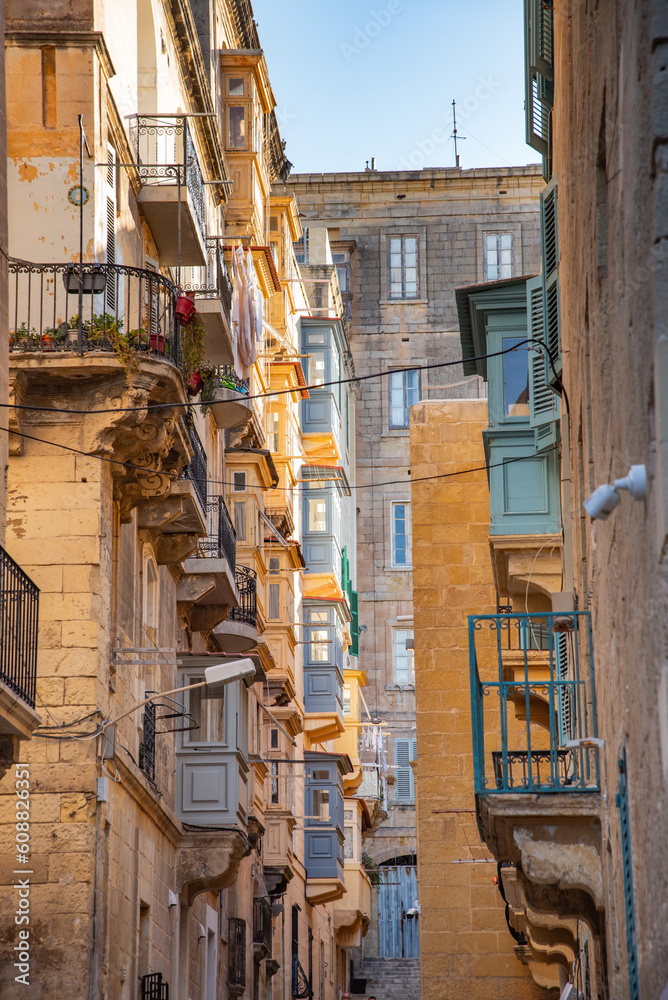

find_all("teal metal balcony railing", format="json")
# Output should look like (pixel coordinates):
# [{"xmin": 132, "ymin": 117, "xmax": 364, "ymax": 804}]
[{"xmin": 469, "ymin": 611, "xmax": 599, "ymax": 795}]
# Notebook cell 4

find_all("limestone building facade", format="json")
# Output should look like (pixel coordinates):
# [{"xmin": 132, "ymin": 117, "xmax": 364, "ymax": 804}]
[
  {"xmin": 0, "ymin": 2, "xmax": 376, "ymax": 999},
  {"xmin": 278, "ymin": 165, "xmax": 544, "ymax": 968}
]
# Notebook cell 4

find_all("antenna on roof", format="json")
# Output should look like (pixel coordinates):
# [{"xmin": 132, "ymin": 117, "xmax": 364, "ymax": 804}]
[{"xmin": 451, "ymin": 99, "xmax": 466, "ymax": 168}]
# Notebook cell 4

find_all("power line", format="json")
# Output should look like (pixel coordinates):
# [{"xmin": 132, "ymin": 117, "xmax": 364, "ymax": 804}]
[
  {"xmin": 2, "ymin": 339, "xmax": 564, "ymax": 416},
  {"xmin": 0, "ymin": 422, "xmax": 558, "ymax": 495}
]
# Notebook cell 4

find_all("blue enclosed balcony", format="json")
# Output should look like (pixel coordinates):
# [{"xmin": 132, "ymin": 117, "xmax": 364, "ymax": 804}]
[
  {"xmin": 302, "ymin": 604, "xmax": 344, "ymax": 741},
  {"xmin": 468, "ymin": 612, "xmax": 604, "ymax": 916}
]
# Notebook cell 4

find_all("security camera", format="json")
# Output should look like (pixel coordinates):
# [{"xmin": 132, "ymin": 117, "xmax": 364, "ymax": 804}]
[{"xmin": 583, "ymin": 465, "xmax": 646, "ymax": 520}]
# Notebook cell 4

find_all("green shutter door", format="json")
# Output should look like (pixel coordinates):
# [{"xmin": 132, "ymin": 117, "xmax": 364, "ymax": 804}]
[
  {"xmin": 350, "ymin": 591, "xmax": 359, "ymax": 656},
  {"xmin": 541, "ymin": 176, "xmax": 561, "ymax": 380},
  {"xmin": 527, "ymin": 274, "xmax": 559, "ymax": 430}
]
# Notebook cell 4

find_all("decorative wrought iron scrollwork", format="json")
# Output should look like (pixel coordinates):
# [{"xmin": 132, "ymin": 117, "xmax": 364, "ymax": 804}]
[{"xmin": 292, "ymin": 956, "xmax": 313, "ymax": 999}]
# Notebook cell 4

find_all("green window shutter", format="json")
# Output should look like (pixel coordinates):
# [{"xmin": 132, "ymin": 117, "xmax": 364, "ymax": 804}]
[
  {"xmin": 555, "ymin": 632, "xmax": 572, "ymax": 746},
  {"xmin": 541, "ymin": 176, "xmax": 561, "ymax": 380},
  {"xmin": 350, "ymin": 591, "xmax": 359, "ymax": 656},
  {"xmin": 528, "ymin": 0, "xmax": 554, "ymax": 81},
  {"xmin": 341, "ymin": 546, "xmax": 349, "ymax": 595},
  {"xmin": 527, "ymin": 275, "xmax": 559, "ymax": 428},
  {"xmin": 524, "ymin": 0, "xmax": 553, "ymax": 163}
]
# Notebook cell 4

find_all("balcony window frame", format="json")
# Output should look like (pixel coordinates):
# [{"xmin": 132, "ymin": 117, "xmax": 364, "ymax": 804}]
[
  {"xmin": 390, "ymin": 501, "xmax": 412, "ymax": 569},
  {"xmin": 393, "ymin": 628, "xmax": 415, "ymax": 685},
  {"xmin": 483, "ymin": 231, "xmax": 516, "ymax": 282},
  {"xmin": 389, "ymin": 369, "xmax": 421, "ymax": 430},
  {"xmin": 387, "ymin": 234, "xmax": 420, "ymax": 300}
]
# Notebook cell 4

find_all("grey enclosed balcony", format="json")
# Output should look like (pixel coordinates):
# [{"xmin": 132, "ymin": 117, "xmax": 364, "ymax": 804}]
[{"xmin": 129, "ymin": 115, "xmax": 207, "ymax": 266}]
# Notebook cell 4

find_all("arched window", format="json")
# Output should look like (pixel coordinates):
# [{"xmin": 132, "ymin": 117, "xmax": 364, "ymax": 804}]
[{"xmin": 143, "ymin": 546, "xmax": 159, "ymax": 638}]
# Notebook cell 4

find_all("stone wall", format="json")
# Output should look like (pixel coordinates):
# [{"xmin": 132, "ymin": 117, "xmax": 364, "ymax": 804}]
[
  {"xmin": 410, "ymin": 398, "xmax": 548, "ymax": 1000},
  {"xmin": 554, "ymin": 2, "xmax": 668, "ymax": 995}
]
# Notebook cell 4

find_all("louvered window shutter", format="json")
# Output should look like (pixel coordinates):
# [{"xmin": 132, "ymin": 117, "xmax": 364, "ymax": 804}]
[
  {"xmin": 269, "ymin": 583, "xmax": 280, "ymax": 620},
  {"xmin": 394, "ymin": 738, "xmax": 417, "ymax": 801},
  {"xmin": 524, "ymin": 0, "xmax": 554, "ymax": 173},
  {"xmin": 527, "ymin": 275, "xmax": 559, "ymax": 429},
  {"xmin": 350, "ymin": 591, "xmax": 359, "ymax": 657},
  {"xmin": 555, "ymin": 632, "xmax": 572, "ymax": 746},
  {"xmin": 541, "ymin": 176, "xmax": 561, "ymax": 381},
  {"xmin": 106, "ymin": 146, "xmax": 117, "ymax": 310}
]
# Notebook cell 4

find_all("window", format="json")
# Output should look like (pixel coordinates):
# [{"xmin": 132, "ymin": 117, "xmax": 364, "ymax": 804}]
[
  {"xmin": 502, "ymin": 337, "xmax": 530, "ymax": 417},
  {"xmin": 308, "ymin": 497, "xmax": 327, "ymax": 532},
  {"xmin": 311, "ymin": 788, "xmax": 330, "ymax": 822},
  {"xmin": 310, "ymin": 629, "xmax": 330, "ymax": 662},
  {"xmin": 343, "ymin": 684, "xmax": 351, "ymax": 716},
  {"xmin": 269, "ymin": 558, "xmax": 280, "ymax": 574},
  {"xmin": 229, "ymin": 77, "xmax": 245, "ymax": 96},
  {"xmin": 394, "ymin": 629, "xmax": 414, "ymax": 685},
  {"xmin": 233, "ymin": 471, "xmax": 247, "ymax": 492},
  {"xmin": 143, "ymin": 549, "xmax": 159, "ymax": 635},
  {"xmin": 391, "ymin": 502, "xmax": 412, "ymax": 567},
  {"xmin": 389, "ymin": 369, "xmax": 420, "ymax": 429},
  {"xmin": 185, "ymin": 679, "xmax": 225, "ymax": 744},
  {"xmin": 388, "ymin": 235, "xmax": 419, "ymax": 299},
  {"xmin": 294, "ymin": 232, "xmax": 308, "ymax": 263},
  {"xmin": 270, "ymin": 413, "xmax": 280, "ymax": 453},
  {"xmin": 233, "ymin": 501, "xmax": 246, "ymax": 541},
  {"xmin": 394, "ymin": 738, "xmax": 417, "ymax": 801},
  {"xmin": 268, "ymin": 583, "xmax": 280, "ymax": 620},
  {"xmin": 228, "ymin": 106, "xmax": 246, "ymax": 149},
  {"xmin": 484, "ymin": 232, "xmax": 515, "ymax": 281},
  {"xmin": 308, "ymin": 351, "xmax": 326, "ymax": 387},
  {"xmin": 270, "ymin": 762, "xmax": 279, "ymax": 804}
]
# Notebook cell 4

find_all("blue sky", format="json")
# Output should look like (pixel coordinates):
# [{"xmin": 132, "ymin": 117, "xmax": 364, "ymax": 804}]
[{"xmin": 252, "ymin": 0, "xmax": 539, "ymax": 174}]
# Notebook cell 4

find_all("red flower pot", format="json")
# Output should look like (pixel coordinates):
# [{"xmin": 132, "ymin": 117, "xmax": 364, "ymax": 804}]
[
  {"xmin": 176, "ymin": 295, "xmax": 196, "ymax": 325},
  {"xmin": 186, "ymin": 372, "xmax": 203, "ymax": 396}
]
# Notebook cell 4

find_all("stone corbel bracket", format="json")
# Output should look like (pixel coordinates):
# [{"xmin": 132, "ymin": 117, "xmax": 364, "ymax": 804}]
[{"xmin": 176, "ymin": 828, "xmax": 251, "ymax": 905}]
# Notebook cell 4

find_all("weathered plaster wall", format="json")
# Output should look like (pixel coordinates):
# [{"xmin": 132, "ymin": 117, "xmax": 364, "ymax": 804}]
[{"xmin": 410, "ymin": 398, "xmax": 548, "ymax": 1000}]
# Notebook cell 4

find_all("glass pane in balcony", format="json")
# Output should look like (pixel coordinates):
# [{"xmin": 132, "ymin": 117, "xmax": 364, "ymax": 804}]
[
  {"xmin": 312, "ymin": 789, "xmax": 330, "ymax": 822},
  {"xmin": 186, "ymin": 680, "xmax": 225, "ymax": 744},
  {"xmin": 308, "ymin": 498, "xmax": 327, "ymax": 532},
  {"xmin": 503, "ymin": 337, "xmax": 530, "ymax": 417},
  {"xmin": 310, "ymin": 630, "xmax": 329, "ymax": 661},
  {"xmin": 228, "ymin": 106, "xmax": 246, "ymax": 149}
]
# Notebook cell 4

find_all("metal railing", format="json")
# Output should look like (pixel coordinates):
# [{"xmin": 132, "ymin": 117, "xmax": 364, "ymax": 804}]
[
  {"xmin": 139, "ymin": 699, "xmax": 157, "ymax": 784},
  {"xmin": 128, "ymin": 115, "xmax": 206, "ymax": 243},
  {"xmin": 141, "ymin": 972, "xmax": 169, "ymax": 1000},
  {"xmin": 8, "ymin": 260, "xmax": 179, "ymax": 362},
  {"xmin": 182, "ymin": 416, "xmax": 208, "ymax": 512},
  {"xmin": 183, "ymin": 245, "xmax": 233, "ymax": 328},
  {"xmin": 198, "ymin": 496, "xmax": 236, "ymax": 570},
  {"xmin": 0, "ymin": 547, "xmax": 39, "ymax": 709},
  {"xmin": 227, "ymin": 917, "xmax": 246, "ymax": 988},
  {"xmin": 292, "ymin": 956, "xmax": 312, "ymax": 1000},
  {"xmin": 210, "ymin": 364, "xmax": 250, "ymax": 395},
  {"xmin": 253, "ymin": 897, "xmax": 272, "ymax": 954},
  {"xmin": 227, "ymin": 566, "xmax": 257, "ymax": 629},
  {"xmin": 469, "ymin": 611, "xmax": 599, "ymax": 795}
]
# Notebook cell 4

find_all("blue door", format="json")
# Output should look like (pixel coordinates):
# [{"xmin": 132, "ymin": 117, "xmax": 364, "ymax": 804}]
[{"xmin": 378, "ymin": 858, "xmax": 419, "ymax": 958}]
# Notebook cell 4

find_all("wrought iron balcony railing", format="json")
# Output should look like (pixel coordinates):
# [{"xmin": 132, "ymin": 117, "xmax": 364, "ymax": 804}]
[
  {"xmin": 253, "ymin": 897, "xmax": 272, "ymax": 954},
  {"xmin": 292, "ymin": 956, "xmax": 312, "ymax": 999},
  {"xmin": 198, "ymin": 496, "xmax": 236, "ymax": 570},
  {"xmin": 8, "ymin": 259, "xmax": 178, "ymax": 362},
  {"xmin": 469, "ymin": 611, "xmax": 599, "ymax": 795},
  {"xmin": 209, "ymin": 364, "xmax": 250, "ymax": 395},
  {"xmin": 227, "ymin": 566, "xmax": 257, "ymax": 629},
  {"xmin": 182, "ymin": 244, "xmax": 233, "ymax": 324},
  {"xmin": 139, "ymin": 699, "xmax": 157, "ymax": 784},
  {"xmin": 0, "ymin": 546, "xmax": 39, "ymax": 709},
  {"xmin": 141, "ymin": 972, "xmax": 169, "ymax": 1000},
  {"xmin": 181, "ymin": 415, "xmax": 208, "ymax": 513},
  {"xmin": 128, "ymin": 114, "xmax": 206, "ymax": 244},
  {"xmin": 227, "ymin": 917, "xmax": 246, "ymax": 988}
]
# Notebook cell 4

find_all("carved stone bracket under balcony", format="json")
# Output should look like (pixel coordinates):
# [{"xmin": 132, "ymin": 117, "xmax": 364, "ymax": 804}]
[
  {"xmin": 176, "ymin": 828, "xmax": 251, "ymax": 905},
  {"xmin": 478, "ymin": 794, "xmax": 604, "ymax": 920},
  {"xmin": 177, "ymin": 554, "xmax": 239, "ymax": 632}
]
